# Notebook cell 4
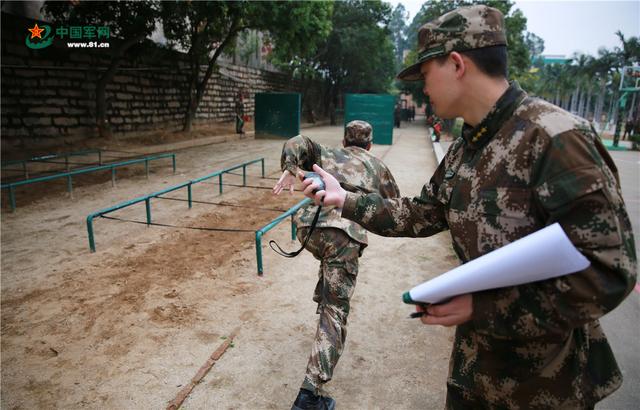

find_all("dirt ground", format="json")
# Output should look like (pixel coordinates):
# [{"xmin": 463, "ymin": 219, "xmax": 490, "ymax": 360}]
[{"xmin": 1, "ymin": 121, "xmax": 459, "ymax": 409}]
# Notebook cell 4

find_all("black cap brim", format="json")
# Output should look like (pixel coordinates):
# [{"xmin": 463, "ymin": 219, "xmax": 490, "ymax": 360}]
[{"xmin": 396, "ymin": 61, "xmax": 423, "ymax": 81}]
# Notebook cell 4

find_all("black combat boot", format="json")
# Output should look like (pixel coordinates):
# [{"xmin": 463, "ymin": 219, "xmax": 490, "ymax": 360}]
[{"xmin": 291, "ymin": 388, "xmax": 336, "ymax": 410}]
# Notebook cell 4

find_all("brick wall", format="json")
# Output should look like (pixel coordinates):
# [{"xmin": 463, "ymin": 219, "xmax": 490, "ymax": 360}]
[{"xmin": 1, "ymin": 12, "xmax": 321, "ymax": 149}]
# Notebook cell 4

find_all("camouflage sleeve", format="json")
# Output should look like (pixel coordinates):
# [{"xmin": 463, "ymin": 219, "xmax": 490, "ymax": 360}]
[
  {"xmin": 378, "ymin": 166, "xmax": 401, "ymax": 199},
  {"xmin": 341, "ymin": 165, "xmax": 447, "ymax": 237},
  {"xmin": 473, "ymin": 130, "xmax": 637, "ymax": 340},
  {"xmin": 280, "ymin": 135, "xmax": 323, "ymax": 175}
]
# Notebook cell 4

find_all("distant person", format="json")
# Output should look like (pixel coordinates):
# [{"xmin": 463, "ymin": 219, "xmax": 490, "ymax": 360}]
[
  {"xmin": 273, "ymin": 120, "xmax": 400, "ymax": 410},
  {"xmin": 235, "ymin": 91, "xmax": 245, "ymax": 134},
  {"xmin": 432, "ymin": 117, "xmax": 442, "ymax": 142},
  {"xmin": 622, "ymin": 118, "xmax": 636, "ymax": 140},
  {"xmin": 393, "ymin": 104, "xmax": 401, "ymax": 128}
]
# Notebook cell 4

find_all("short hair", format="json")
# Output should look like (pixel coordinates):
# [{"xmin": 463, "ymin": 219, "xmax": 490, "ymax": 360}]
[
  {"xmin": 344, "ymin": 138, "xmax": 370, "ymax": 149},
  {"xmin": 434, "ymin": 45, "xmax": 508, "ymax": 79}
]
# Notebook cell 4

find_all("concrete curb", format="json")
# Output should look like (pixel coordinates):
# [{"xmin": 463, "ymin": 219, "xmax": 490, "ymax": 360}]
[{"xmin": 433, "ymin": 141, "xmax": 445, "ymax": 164}]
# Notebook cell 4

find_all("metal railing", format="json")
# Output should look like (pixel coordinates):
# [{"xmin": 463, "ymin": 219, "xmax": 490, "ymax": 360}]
[
  {"xmin": 2, "ymin": 149, "xmax": 103, "ymax": 179},
  {"xmin": 86, "ymin": 158, "xmax": 265, "ymax": 252},
  {"xmin": 255, "ymin": 198, "xmax": 310, "ymax": 275},
  {"xmin": 2, "ymin": 153, "xmax": 176, "ymax": 211}
]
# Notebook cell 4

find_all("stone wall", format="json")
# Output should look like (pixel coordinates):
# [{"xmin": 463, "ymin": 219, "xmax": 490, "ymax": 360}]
[{"xmin": 1, "ymin": 12, "xmax": 322, "ymax": 149}]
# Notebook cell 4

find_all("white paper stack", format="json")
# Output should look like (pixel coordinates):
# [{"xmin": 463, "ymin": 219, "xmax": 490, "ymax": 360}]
[{"xmin": 403, "ymin": 223, "xmax": 591, "ymax": 305}]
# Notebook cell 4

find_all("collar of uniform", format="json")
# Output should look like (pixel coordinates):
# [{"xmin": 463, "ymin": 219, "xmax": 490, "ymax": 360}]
[{"xmin": 462, "ymin": 81, "xmax": 527, "ymax": 150}]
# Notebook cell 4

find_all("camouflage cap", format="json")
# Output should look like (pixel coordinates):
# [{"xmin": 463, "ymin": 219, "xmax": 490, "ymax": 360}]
[
  {"xmin": 397, "ymin": 5, "xmax": 507, "ymax": 81},
  {"xmin": 344, "ymin": 120, "xmax": 373, "ymax": 145}
]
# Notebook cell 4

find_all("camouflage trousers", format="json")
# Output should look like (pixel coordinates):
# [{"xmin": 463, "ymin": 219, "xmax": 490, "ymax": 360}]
[{"xmin": 296, "ymin": 227, "xmax": 361, "ymax": 395}]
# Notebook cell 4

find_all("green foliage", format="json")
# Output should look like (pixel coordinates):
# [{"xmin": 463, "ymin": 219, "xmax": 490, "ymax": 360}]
[
  {"xmin": 319, "ymin": 0, "xmax": 395, "ymax": 94},
  {"xmin": 43, "ymin": 0, "xmax": 160, "ymax": 39},
  {"xmin": 159, "ymin": 1, "xmax": 333, "ymax": 129},
  {"xmin": 267, "ymin": 1, "xmax": 334, "ymax": 80},
  {"xmin": 525, "ymin": 32, "xmax": 545, "ymax": 60},
  {"xmin": 388, "ymin": 3, "xmax": 409, "ymax": 72}
]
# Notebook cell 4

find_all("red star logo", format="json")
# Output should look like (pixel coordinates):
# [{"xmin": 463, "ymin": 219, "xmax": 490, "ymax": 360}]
[{"xmin": 28, "ymin": 23, "xmax": 45, "ymax": 39}]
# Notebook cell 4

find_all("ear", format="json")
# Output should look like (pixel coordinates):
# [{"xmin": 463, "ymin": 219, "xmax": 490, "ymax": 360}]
[{"xmin": 449, "ymin": 52, "xmax": 466, "ymax": 79}]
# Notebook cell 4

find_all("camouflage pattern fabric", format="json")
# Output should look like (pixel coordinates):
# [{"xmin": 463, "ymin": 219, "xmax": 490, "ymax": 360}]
[
  {"xmin": 342, "ymin": 82, "xmax": 637, "ymax": 408},
  {"xmin": 281, "ymin": 133, "xmax": 400, "ymax": 246},
  {"xmin": 296, "ymin": 227, "xmax": 361, "ymax": 395},
  {"xmin": 344, "ymin": 120, "xmax": 373, "ymax": 145},
  {"xmin": 280, "ymin": 128, "xmax": 399, "ymax": 396},
  {"xmin": 398, "ymin": 5, "xmax": 507, "ymax": 81}
]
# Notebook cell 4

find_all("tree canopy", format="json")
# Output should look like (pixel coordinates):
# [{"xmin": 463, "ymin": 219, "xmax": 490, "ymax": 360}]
[
  {"xmin": 160, "ymin": 0, "xmax": 333, "ymax": 130},
  {"xmin": 319, "ymin": 0, "xmax": 395, "ymax": 95}
]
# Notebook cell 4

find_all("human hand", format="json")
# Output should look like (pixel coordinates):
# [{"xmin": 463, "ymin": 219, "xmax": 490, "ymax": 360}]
[
  {"xmin": 302, "ymin": 164, "xmax": 346, "ymax": 207},
  {"xmin": 417, "ymin": 294, "xmax": 473, "ymax": 327},
  {"xmin": 273, "ymin": 170, "xmax": 298, "ymax": 195}
]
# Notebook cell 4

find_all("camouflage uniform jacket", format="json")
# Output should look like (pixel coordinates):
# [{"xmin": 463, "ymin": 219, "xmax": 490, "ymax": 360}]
[
  {"xmin": 281, "ymin": 134, "xmax": 400, "ymax": 246},
  {"xmin": 342, "ymin": 82, "xmax": 637, "ymax": 407}
]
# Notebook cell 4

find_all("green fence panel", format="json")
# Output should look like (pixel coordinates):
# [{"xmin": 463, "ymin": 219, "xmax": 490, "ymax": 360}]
[
  {"xmin": 255, "ymin": 93, "xmax": 300, "ymax": 139},
  {"xmin": 344, "ymin": 94, "xmax": 395, "ymax": 145}
]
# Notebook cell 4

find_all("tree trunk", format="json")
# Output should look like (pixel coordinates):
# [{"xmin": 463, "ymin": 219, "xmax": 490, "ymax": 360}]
[
  {"xmin": 184, "ymin": 18, "xmax": 241, "ymax": 132},
  {"xmin": 584, "ymin": 89, "xmax": 592, "ymax": 121},
  {"xmin": 96, "ymin": 34, "xmax": 146, "ymax": 138},
  {"xmin": 595, "ymin": 78, "xmax": 608, "ymax": 126},
  {"xmin": 183, "ymin": 51, "xmax": 200, "ymax": 132},
  {"xmin": 608, "ymin": 90, "xmax": 619, "ymax": 129}
]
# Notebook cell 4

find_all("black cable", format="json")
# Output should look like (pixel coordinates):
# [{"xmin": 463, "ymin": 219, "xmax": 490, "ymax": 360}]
[
  {"xmin": 269, "ymin": 199, "xmax": 322, "ymax": 258},
  {"xmin": 100, "ymin": 215, "xmax": 256, "ymax": 232},
  {"xmin": 199, "ymin": 181, "xmax": 304, "ymax": 192},
  {"xmin": 154, "ymin": 195, "xmax": 289, "ymax": 212}
]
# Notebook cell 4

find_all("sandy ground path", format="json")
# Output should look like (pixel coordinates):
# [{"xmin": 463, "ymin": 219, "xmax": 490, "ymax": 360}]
[{"xmin": 1, "ymin": 121, "xmax": 458, "ymax": 409}]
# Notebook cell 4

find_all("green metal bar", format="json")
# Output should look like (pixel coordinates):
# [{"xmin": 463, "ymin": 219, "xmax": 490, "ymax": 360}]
[
  {"xmin": 291, "ymin": 215, "xmax": 297, "ymax": 240},
  {"xmin": 86, "ymin": 182, "xmax": 192, "ymax": 251},
  {"xmin": 255, "ymin": 231, "xmax": 264, "ymax": 276},
  {"xmin": 9, "ymin": 186, "xmax": 16, "ymax": 212},
  {"xmin": 254, "ymin": 198, "xmax": 311, "ymax": 275},
  {"xmin": 191, "ymin": 157, "xmax": 264, "ymax": 184},
  {"xmin": 188, "ymin": 183, "xmax": 192, "ymax": 208},
  {"xmin": 218, "ymin": 174, "xmax": 223, "ymax": 195},
  {"xmin": 243, "ymin": 165, "xmax": 247, "ymax": 186},
  {"xmin": 145, "ymin": 198, "xmax": 151, "ymax": 225},
  {"xmin": 261, "ymin": 158, "xmax": 265, "ymax": 178},
  {"xmin": 67, "ymin": 175, "xmax": 73, "ymax": 194},
  {"xmin": 87, "ymin": 214, "xmax": 96, "ymax": 252},
  {"xmin": 1, "ymin": 153, "xmax": 175, "ymax": 189},
  {"xmin": 172, "ymin": 155, "xmax": 176, "ymax": 174},
  {"xmin": 2, "ymin": 148, "xmax": 102, "ymax": 167},
  {"xmin": 1, "ymin": 153, "xmax": 176, "ymax": 209},
  {"xmin": 111, "ymin": 167, "xmax": 116, "ymax": 187},
  {"xmin": 98, "ymin": 151, "xmax": 103, "ymax": 165},
  {"xmin": 86, "ymin": 157, "xmax": 264, "ymax": 252}
]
